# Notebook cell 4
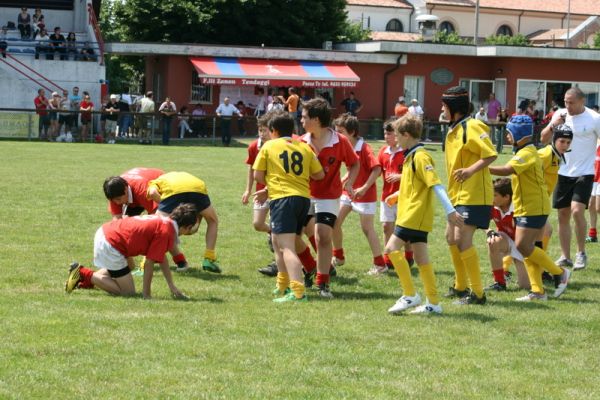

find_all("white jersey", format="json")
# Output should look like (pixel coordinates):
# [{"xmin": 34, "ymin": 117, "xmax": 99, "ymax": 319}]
[{"xmin": 553, "ymin": 107, "xmax": 600, "ymax": 177}]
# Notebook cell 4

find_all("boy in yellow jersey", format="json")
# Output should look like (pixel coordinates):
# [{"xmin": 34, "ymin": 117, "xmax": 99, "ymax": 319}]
[
  {"xmin": 386, "ymin": 115, "xmax": 463, "ymax": 314},
  {"xmin": 253, "ymin": 113, "xmax": 324, "ymax": 302},
  {"xmin": 489, "ymin": 115, "xmax": 571, "ymax": 301},
  {"xmin": 442, "ymin": 86, "xmax": 497, "ymax": 305},
  {"xmin": 147, "ymin": 171, "xmax": 221, "ymax": 273}
]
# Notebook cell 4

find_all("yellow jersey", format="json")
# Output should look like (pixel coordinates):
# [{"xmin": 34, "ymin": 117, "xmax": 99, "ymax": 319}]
[
  {"xmin": 148, "ymin": 171, "xmax": 207, "ymax": 200},
  {"xmin": 396, "ymin": 145, "xmax": 442, "ymax": 232},
  {"xmin": 253, "ymin": 137, "xmax": 323, "ymax": 200},
  {"xmin": 508, "ymin": 144, "xmax": 550, "ymax": 217},
  {"xmin": 537, "ymin": 145, "xmax": 560, "ymax": 195},
  {"xmin": 445, "ymin": 118, "xmax": 497, "ymax": 206}
]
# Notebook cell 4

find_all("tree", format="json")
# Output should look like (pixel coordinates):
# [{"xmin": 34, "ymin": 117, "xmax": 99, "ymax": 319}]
[
  {"xmin": 593, "ymin": 31, "xmax": 600, "ymax": 48},
  {"xmin": 484, "ymin": 33, "xmax": 530, "ymax": 46},
  {"xmin": 431, "ymin": 30, "xmax": 471, "ymax": 45}
]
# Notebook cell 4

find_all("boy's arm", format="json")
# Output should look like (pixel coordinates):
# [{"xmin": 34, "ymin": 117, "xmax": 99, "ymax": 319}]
[
  {"xmin": 242, "ymin": 166, "xmax": 254, "ymax": 204},
  {"xmin": 344, "ymin": 162, "xmax": 360, "ymax": 196},
  {"xmin": 310, "ymin": 169, "xmax": 325, "ymax": 180},
  {"xmin": 433, "ymin": 184, "xmax": 464, "ymax": 227},
  {"xmin": 488, "ymin": 164, "xmax": 515, "ymax": 176},
  {"xmin": 254, "ymin": 170, "xmax": 266, "ymax": 185},
  {"xmin": 453, "ymin": 155, "xmax": 496, "ymax": 182},
  {"xmin": 147, "ymin": 187, "xmax": 162, "ymax": 203},
  {"xmin": 159, "ymin": 258, "xmax": 186, "ymax": 299},
  {"xmin": 354, "ymin": 166, "xmax": 382, "ymax": 199},
  {"xmin": 142, "ymin": 257, "xmax": 155, "ymax": 299}
]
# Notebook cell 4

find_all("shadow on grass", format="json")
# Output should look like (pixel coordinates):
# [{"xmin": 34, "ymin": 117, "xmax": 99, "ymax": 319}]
[
  {"xmin": 439, "ymin": 312, "xmax": 499, "ymax": 323},
  {"xmin": 567, "ymin": 281, "xmax": 600, "ymax": 291},
  {"xmin": 554, "ymin": 296, "xmax": 599, "ymax": 304},
  {"xmin": 331, "ymin": 276, "xmax": 360, "ymax": 286},
  {"xmin": 174, "ymin": 296, "xmax": 225, "ymax": 304},
  {"xmin": 489, "ymin": 299, "xmax": 552, "ymax": 310},
  {"xmin": 325, "ymin": 290, "xmax": 398, "ymax": 301},
  {"xmin": 178, "ymin": 270, "xmax": 242, "ymax": 282}
]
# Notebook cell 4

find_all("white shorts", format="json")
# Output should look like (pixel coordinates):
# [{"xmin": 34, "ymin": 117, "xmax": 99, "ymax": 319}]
[
  {"xmin": 309, "ymin": 198, "xmax": 340, "ymax": 216},
  {"xmin": 253, "ymin": 198, "xmax": 270, "ymax": 211},
  {"xmin": 499, "ymin": 231, "xmax": 524, "ymax": 262},
  {"xmin": 340, "ymin": 194, "xmax": 377, "ymax": 215},
  {"xmin": 93, "ymin": 227, "xmax": 128, "ymax": 271},
  {"xmin": 592, "ymin": 182, "xmax": 600, "ymax": 196},
  {"xmin": 379, "ymin": 201, "xmax": 397, "ymax": 223}
]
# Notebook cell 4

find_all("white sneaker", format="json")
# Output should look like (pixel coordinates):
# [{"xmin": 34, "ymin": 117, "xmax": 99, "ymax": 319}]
[
  {"xmin": 554, "ymin": 267, "xmax": 571, "ymax": 298},
  {"xmin": 410, "ymin": 302, "xmax": 442, "ymax": 314},
  {"xmin": 555, "ymin": 256, "xmax": 573, "ymax": 268},
  {"xmin": 318, "ymin": 284, "xmax": 334, "ymax": 299},
  {"xmin": 331, "ymin": 256, "xmax": 345, "ymax": 267},
  {"xmin": 367, "ymin": 265, "xmax": 389, "ymax": 276},
  {"xmin": 574, "ymin": 252, "xmax": 587, "ymax": 270},
  {"xmin": 516, "ymin": 292, "xmax": 548, "ymax": 302},
  {"xmin": 388, "ymin": 294, "xmax": 421, "ymax": 314}
]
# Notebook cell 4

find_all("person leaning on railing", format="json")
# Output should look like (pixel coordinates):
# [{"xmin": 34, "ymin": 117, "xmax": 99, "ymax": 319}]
[
  {"xmin": 66, "ymin": 32, "xmax": 77, "ymax": 60},
  {"xmin": 0, "ymin": 26, "xmax": 7, "ymax": 59}
]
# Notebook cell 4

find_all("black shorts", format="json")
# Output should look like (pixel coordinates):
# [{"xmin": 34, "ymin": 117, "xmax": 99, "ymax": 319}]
[
  {"xmin": 158, "ymin": 192, "xmax": 211, "ymax": 214},
  {"xmin": 108, "ymin": 266, "xmax": 130, "ymax": 278},
  {"xmin": 315, "ymin": 212, "xmax": 337, "ymax": 228},
  {"xmin": 124, "ymin": 206, "xmax": 145, "ymax": 217},
  {"xmin": 515, "ymin": 215, "xmax": 548, "ymax": 229},
  {"xmin": 58, "ymin": 114, "xmax": 70, "ymax": 124},
  {"xmin": 553, "ymin": 175, "xmax": 594, "ymax": 209},
  {"xmin": 455, "ymin": 205, "xmax": 492, "ymax": 229},
  {"xmin": 393, "ymin": 226, "xmax": 428, "ymax": 243},
  {"xmin": 269, "ymin": 196, "xmax": 311, "ymax": 235}
]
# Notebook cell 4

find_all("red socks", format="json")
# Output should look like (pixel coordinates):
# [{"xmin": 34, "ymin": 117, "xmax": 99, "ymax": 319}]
[
  {"xmin": 315, "ymin": 272, "xmax": 330, "ymax": 286},
  {"xmin": 298, "ymin": 247, "xmax": 316, "ymax": 273},
  {"xmin": 404, "ymin": 251, "xmax": 414, "ymax": 263},
  {"xmin": 79, "ymin": 266, "xmax": 94, "ymax": 288},
  {"xmin": 493, "ymin": 269, "xmax": 506, "ymax": 285},
  {"xmin": 589, "ymin": 228, "xmax": 597, "ymax": 238},
  {"xmin": 333, "ymin": 248, "xmax": 345, "ymax": 261},
  {"xmin": 373, "ymin": 255, "xmax": 385, "ymax": 267}
]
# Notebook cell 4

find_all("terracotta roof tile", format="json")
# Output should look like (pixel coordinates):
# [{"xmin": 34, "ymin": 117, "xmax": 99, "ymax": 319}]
[
  {"xmin": 427, "ymin": 0, "xmax": 600, "ymax": 15},
  {"xmin": 369, "ymin": 31, "xmax": 423, "ymax": 41},
  {"xmin": 528, "ymin": 28, "xmax": 568, "ymax": 41},
  {"xmin": 346, "ymin": 0, "xmax": 412, "ymax": 8}
]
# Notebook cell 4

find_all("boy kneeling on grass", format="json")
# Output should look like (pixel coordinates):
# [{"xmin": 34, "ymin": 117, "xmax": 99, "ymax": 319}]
[
  {"xmin": 488, "ymin": 115, "xmax": 570, "ymax": 301},
  {"xmin": 385, "ymin": 115, "xmax": 463, "ymax": 315},
  {"xmin": 252, "ymin": 113, "xmax": 324, "ymax": 302},
  {"xmin": 65, "ymin": 203, "xmax": 199, "ymax": 299}
]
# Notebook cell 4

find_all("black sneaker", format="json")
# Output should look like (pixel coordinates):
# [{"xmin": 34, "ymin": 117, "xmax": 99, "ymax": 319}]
[
  {"xmin": 443, "ymin": 286, "xmax": 470, "ymax": 298},
  {"xmin": 267, "ymin": 234, "xmax": 274, "ymax": 253},
  {"xmin": 258, "ymin": 261, "xmax": 278, "ymax": 277},
  {"xmin": 303, "ymin": 269, "xmax": 316, "ymax": 288},
  {"xmin": 407, "ymin": 258, "xmax": 415, "ymax": 268},
  {"xmin": 485, "ymin": 281, "xmax": 507, "ymax": 291},
  {"xmin": 541, "ymin": 271, "xmax": 554, "ymax": 284},
  {"xmin": 329, "ymin": 264, "xmax": 337, "ymax": 277},
  {"xmin": 454, "ymin": 292, "xmax": 487, "ymax": 305},
  {"xmin": 318, "ymin": 283, "xmax": 334, "ymax": 299},
  {"xmin": 504, "ymin": 271, "xmax": 512, "ymax": 283}
]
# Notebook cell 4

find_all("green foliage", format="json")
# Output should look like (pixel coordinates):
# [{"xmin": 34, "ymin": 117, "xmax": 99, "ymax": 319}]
[
  {"xmin": 337, "ymin": 21, "xmax": 371, "ymax": 43},
  {"xmin": 593, "ymin": 31, "xmax": 600, "ymax": 48},
  {"xmin": 484, "ymin": 33, "xmax": 530, "ymax": 46},
  {"xmin": 431, "ymin": 30, "xmax": 471, "ymax": 45}
]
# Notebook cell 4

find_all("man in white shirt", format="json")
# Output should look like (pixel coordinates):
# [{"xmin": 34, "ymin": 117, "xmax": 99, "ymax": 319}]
[
  {"xmin": 138, "ymin": 91, "xmax": 155, "ymax": 144},
  {"xmin": 541, "ymin": 87, "xmax": 600, "ymax": 270},
  {"xmin": 408, "ymin": 99, "xmax": 424, "ymax": 119},
  {"xmin": 216, "ymin": 97, "xmax": 242, "ymax": 146}
]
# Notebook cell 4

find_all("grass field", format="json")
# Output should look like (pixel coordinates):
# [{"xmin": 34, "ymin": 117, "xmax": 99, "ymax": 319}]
[{"xmin": 1, "ymin": 140, "xmax": 599, "ymax": 399}]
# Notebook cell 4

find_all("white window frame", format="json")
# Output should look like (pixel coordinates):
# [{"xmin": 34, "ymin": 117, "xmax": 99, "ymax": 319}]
[
  {"xmin": 191, "ymin": 70, "xmax": 214, "ymax": 104},
  {"xmin": 403, "ymin": 75, "xmax": 425, "ymax": 110}
]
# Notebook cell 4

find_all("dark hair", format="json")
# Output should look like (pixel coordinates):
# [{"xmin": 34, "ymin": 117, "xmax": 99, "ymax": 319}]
[
  {"xmin": 383, "ymin": 118, "xmax": 396, "ymax": 132},
  {"xmin": 146, "ymin": 91, "xmax": 153, "ymax": 98},
  {"xmin": 302, "ymin": 98, "xmax": 331, "ymax": 127},
  {"xmin": 493, "ymin": 178, "xmax": 512, "ymax": 198},
  {"xmin": 289, "ymin": 87, "xmax": 297, "ymax": 94},
  {"xmin": 333, "ymin": 113, "xmax": 360, "ymax": 137},
  {"xmin": 269, "ymin": 113, "xmax": 295, "ymax": 136},
  {"xmin": 180, "ymin": 106, "xmax": 188, "ymax": 113},
  {"xmin": 393, "ymin": 114, "xmax": 422, "ymax": 139},
  {"xmin": 169, "ymin": 203, "xmax": 199, "ymax": 228},
  {"xmin": 103, "ymin": 176, "xmax": 128, "ymax": 199},
  {"xmin": 566, "ymin": 86, "xmax": 585, "ymax": 100}
]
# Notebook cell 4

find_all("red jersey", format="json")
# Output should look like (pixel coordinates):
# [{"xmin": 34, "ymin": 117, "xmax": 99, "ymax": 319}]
[
  {"xmin": 302, "ymin": 130, "xmax": 359, "ymax": 199},
  {"xmin": 108, "ymin": 167, "xmax": 164, "ymax": 216},
  {"xmin": 342, "ymin": 139, "xmax": 379, "ymax": 203},
  {"xmin": 594, "ymin": 145, "xmax": 600, "ymax": 183},
  {"xmin": 34, "ymin": 95, "xmax": 48, "ymax": 116},
  {"xmin": 377, "ymin": 145, "xmax": 404, "ymax": 201},
  {"xmin": 80, "ymin": 100, "xmax": 93, "ymax": 120},
  {"xmin": 245, "ymin": 138, "xmax": 266, "ymax": 191},
  {"xmin": 491, "ymin": 206, "xmax": 516, "ymax": 240},
  {"xmin": 102, "ymin": 215, "xmax": 177, "ymax": 263}
]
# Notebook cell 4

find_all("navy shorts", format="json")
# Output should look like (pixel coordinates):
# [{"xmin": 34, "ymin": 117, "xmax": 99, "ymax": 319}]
[
  {"xmin": 455, "ymin": 205, "xmax": 492, "ymax": 229},
  {"xmin": 124, "ymin": 206, "xmax": 145, "ymax": 217},
  {"xmin": 108, "ymin": 266, "xmax": 131, "ymax": 278},
  {"xmin": 553, "ymin": 175, "xmax": 594, "ymax": 209},
  {"xmin": 393, "ymin": 226, "xmax": 428, "ymax": 243},
  {"xmin": 270, "ymin": 196, "xmax": 311, "ymax": 235},
  {"xmin": 515, "ymin": 215, "xmax": 548, "ymax": 229},
  {"xmin": 158, "ymin": 192, "xmax": 211, "ymax": 214}
]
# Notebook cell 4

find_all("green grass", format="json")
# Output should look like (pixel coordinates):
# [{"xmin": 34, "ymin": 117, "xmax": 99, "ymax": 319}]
[{"xmin": 1, "ymin": 140, "xmax": 599, "ymax": 399}]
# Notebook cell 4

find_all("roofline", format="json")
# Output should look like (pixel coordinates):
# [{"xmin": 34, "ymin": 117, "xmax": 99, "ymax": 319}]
[
  {"xmin": 336, "ymin": 40, "xmax": 600, "ymax": 61},
  {"xmin": 104, "ymin": 42, "xmax": 406, "ymax": 65},
  {"xmin": 426, "ymin": 2, "xmax": 594, "ymax": 17},
  {"xmin": 346, "ymin": 3, "xmax": 412, "ymax": 10}
]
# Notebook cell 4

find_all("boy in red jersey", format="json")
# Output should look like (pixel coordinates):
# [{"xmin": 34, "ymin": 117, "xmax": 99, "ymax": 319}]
[
  {"xmin": 65, "ymin": 204, "xmax": 198, "ymax": 299},
  {"xmin": 103, "ymin": 167, "xmax": 164, "ymax": 219},
  {"xmin": 586, "ymin": 142, "xmax": 600, "ymax": 243},
  {"xmin": 486, "ymin": 178, "xmax": 529, "ymax": 291},
  {"xmin": 331, "ymin": 114, "xmax": 387, "ymax": 275},
  {"xmin": 301, "ymin": 98, "xmax": 359, "ymax": 298}
]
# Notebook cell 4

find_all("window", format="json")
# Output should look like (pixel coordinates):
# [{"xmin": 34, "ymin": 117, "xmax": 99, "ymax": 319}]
[
  {"xmin": 439, "ymin": 21, "xmax": 455, "ymax": 33},
  {"xmin": 191, "ymin": 71, "xmax": 213, "ymax": 103},
  {"xmin": 404, "ymin": 76, "xmax": 425, "ymax": 107},
  {"xmin": 496, "ymin": 25, "xmax": 513, "ymax": 36},
  {"xmin": 386, "ymin": 19, "xmax": 403, "ymax": 32}
]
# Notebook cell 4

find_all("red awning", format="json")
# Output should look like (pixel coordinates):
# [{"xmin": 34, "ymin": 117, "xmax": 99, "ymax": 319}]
[{"xmin": 190, "ymin": 57, "xmax": 359, "ymax": 88}]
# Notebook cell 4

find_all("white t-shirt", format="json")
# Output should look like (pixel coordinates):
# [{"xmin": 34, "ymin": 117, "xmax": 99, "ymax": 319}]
[
  {"xmin": 553, "ymin": 107, "xmax": 600, "ymax": 177},
  {"xmin": 408, "ymin": 105, "xmax": 424, "ymax": 118}
]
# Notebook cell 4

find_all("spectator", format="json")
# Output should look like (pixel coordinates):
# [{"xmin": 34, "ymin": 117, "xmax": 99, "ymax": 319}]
[
  {"xmin": 486, "ymin": 93, "xmax": 502, "ymax": 121},
  {"xmin": 340, "ymin": 91, "xmax": 362, "ymax": 116},
  {"xmin": 49, "ymin": 27, "xmax": 67, "ymax": 60},
  {"xmin": 394, "ymin": 97, "xmax": 408, "ymax": 117},
  {"xmin": 159, "ymin": 97, "xmax": 177, "ymax": 145},
  {"xmin": 138, "ymin": 91, "xmax": 155, "ymax": 144},
  {"xmin": 58, "ymin": 89, "xmax": 71, "ymax": 137},
  {"xmin": 285, "ymin": 87, "xmax": 300, "ymax": 132},
  {"xmin": 475, "ymin": 107, "xmax": 488, "ymax": 123},
  {"xmin": 32, "ymin": 8, "xmax": 44, "ymax": 25},
  {"xmin": 408, "ymin": 99, "xmax": 424, "ymax": 119},
  {"xmin": 33, "ymin": 15, "xmax": 45, "ymax": 39},
  {"xmin": 69, "ymin": 87, "xmax": 82, "ymax": 134},
  {"xmin": 267, "ymin": 96, "xmax": 284, "ymax": 112},
  {"xmin": 497, "ymin": 108, "xmax": 509, "ymax": 123},
  {"xmin": 99, "ymin": 95, "xmax": 108, "ymax": 136},
  {"xmin": 215, "ymin": 96, "xmax": 242, "ymax": 146},
  {"xmin": 66, "ymin": 32, "xmax": 77, "ymax": 60},
  {"xmin": 0, "ymin": 26, "xmax": 7, "ymax": 58},
  {"xmin": 117, "ymin": 91, "xmax": 132, "ymax": 137},
  {"xmin": 191, "ymin": 104, "xmax": 207, "ymax": 137},
  {"xmin": 17, "ymin": 7, "xmax": 31, "ymax": 39},
  {"xmin": 80, "ymin": 42, "xmax": 96, "ymax": 61},
  {"xmin": 79, "ymin": 93, "xmax": 94, "ymax": 142},
  {"xmin": 103, "ymin": 94, "xmax": 120, "ymax": 144},
  {"xmin": 178, "ymin": 106, "xmax": 193, "ymax": 139},
  {"xmin": 48, "ymin": 92, "xmax": 61, "ymax": 139},
  {"xmin": 34, "ymin": 89, "xmax": 50, "ymax": 139},
  {"xmin": 236, "ymin": 100, "xmax": 247, "ymax": 136},
  {"xmin": 254, "ymin": 87, "xmax": 267, "ymax": 117},
  {"xmin": 34, "ymin": 28, "xmax": 50, "ymax": 60},
  {"xmin": 527, "ymin": 100, "xmax": 540, "ymax": 124}
]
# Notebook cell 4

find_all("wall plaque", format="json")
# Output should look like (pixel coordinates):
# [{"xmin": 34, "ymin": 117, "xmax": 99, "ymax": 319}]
[{"xmin": 430, "ymin": 68, "xmax": 454, "ymax": 85}]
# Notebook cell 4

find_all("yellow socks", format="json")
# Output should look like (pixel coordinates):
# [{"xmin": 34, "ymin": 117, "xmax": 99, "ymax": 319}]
[
  {"xmin": 450, "ymin": 245, "xmax": 468, "ymax": 291},
  {"xmin": 528, "ymin": 247, "xmax": 562, "ymax": 275},
  {"xmin": 461, "ymin": 247, "xmax": 484, "ymax": 298},
  {"xmin": 523, "ymin": 258, "xmax": 544, "ymax": 294},
  {"xmin": 418, "ymin": 263, "xmax": 439, "ymax": 305},
  {"xmin": 276, "ymin": 272, "xmax": 290, "ymax": 294},
  {"xmin": 389, "ymin": 251, "xmax": 416, "ymax": 296},
  {"xmin": 290, "ymin": 280, "xmax": 305, "ymax": 299},
  {"xmin": 204, "ymin": 249, "xmax": 216, "ymax": 261},
  {"xmin": 502, "ymin": 256, "xmax": 513, "ymax": 273},
  {"xmin": 542, "ymin": 235, "xmax": 550, "ymax": 252}
]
